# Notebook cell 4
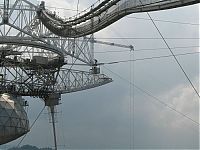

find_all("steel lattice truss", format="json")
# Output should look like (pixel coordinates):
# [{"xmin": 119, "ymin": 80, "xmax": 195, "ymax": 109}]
[
  {"xmin": 38, "ymin": 0, "xmax": 199, "ymax": 37},
  {"xmin": 0, "ymin": 0, "xmax": 199, "ymax": 147},
  {"xmin": 0, "ymin": 0, "xmax": 198, "ymax": 98},
  {"xmin": 0, "ymin": 0, "xmax": 112, "ymax": 98}
]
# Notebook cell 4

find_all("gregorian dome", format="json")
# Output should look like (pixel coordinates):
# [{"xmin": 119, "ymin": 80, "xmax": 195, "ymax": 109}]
[{"xmin": 0, "ymin": 94, "xmax": 29, "ymax": 145}]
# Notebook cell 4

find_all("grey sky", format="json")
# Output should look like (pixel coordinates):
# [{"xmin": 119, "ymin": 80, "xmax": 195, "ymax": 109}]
[{"xmin": 2, "ymin": 0, "xmax": 199, "ymax": 149}]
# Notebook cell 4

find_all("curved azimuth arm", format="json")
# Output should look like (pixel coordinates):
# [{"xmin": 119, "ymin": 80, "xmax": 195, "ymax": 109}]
[{"xmin": 37, "ymin": 0, "xmax": 199, "ymax": 38}]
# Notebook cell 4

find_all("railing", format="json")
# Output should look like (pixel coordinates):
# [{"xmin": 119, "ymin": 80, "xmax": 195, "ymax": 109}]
[{"xmin": 38, "ymin": 0, "xmax": 199, "ymax": 38}]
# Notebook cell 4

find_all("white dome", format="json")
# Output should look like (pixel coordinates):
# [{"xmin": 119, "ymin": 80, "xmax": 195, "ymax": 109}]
[{"xmin": 0, "ymin": 94, "xmax": 29, "ymax": 145}]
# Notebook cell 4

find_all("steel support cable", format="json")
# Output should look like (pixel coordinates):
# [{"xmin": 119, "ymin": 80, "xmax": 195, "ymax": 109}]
[
  {"xmin": 104, "ymin": 66, "xmax": 200, "ymax": 126},
  {"xmin": 17, "ymin": 105, "xmax": 46, "ymax": 147},
  {"xmin": 127, "ymin": 16, "xmax": 200, "ymax": 26},
  {"xmin": 45, "ymin": 6, "xmax": 77, "ymax": 12},
  {"xmin": 76, "ymin": 0, "xmax": 80, "ymax": 15},
  {"xmin": 38, "ymin": 0, "xmax": 157, "ymax": 26},
  {"xmin": 41, "ymin": 0, "xmax": 175, "ymax": 26},
  {"xmin": 129, "ymin": 49, "xmax": 134, "ymax": 149},
  {"xmin": 43, "ymin": 7, "xmax": 200, "ymax": 27},
  {"xmin": 77, "ymin": 0, "xmax": 197, "ymax": 27},
  {"xmin": 94, "ymin": 37, "xmax": 199, "ymax": 40},
  {"xmin": 38, "ymin": 0, "xmax": 161, "ymax": 37},
  {"xmin": 44, "ymin": 0, "xmax": 111, "ymax": 14},
  {"xmin": 64, "ymin": 0, "xmax": 117, "ymax": 25},
  {"xmin": 42, "ymin": 37, "xmax": 199, "ymax": 40},
  {"xmin": 94, "ymin": 46, "xmax": 200, "ymax": 53},
  {"xmin": 138, "ymin": 0, "xmax": 200, "ymax": 98},
  {"xmin": 59, "ymin": 105, "xmax": 67, "ymax": 149},
  {"xmin": 99, "ymin": 51, "xmax": 200, "ymax": 65},
  {"xmin": 60, "ymin": 0, "xmax": 111, "ymax": 23},
  {"xmin": 55, "ymin": 0, "xmax": 121, "ymax": 26},
  {"xmin": 64, "ymin": 51, "xmax": 200, "ymax": 66},
  {"xmin": 40, "ymin": 0, "xmax": 119, "ymax": 26}
]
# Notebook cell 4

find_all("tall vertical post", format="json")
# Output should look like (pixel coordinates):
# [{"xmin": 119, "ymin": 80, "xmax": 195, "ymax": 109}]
[
  {"xmin": 90, "ymin": 5, "xmax": 95, "ymax": 65},
  {"xmin": 44, "ymin": 93, "xmax": 61, "ymax": 150},
  {"xmin": 3, "ymin": 0, "xmax": 9, "ymax": 24},
  {"xmin": 90, "ymin": 33, "xmax": 94, "ymax": 64},
  {"xmin": 50, "ymin": 106, "xmax": 57, "ymax": 150}
]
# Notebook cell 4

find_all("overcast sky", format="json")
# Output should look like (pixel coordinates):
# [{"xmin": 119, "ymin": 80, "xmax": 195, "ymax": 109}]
[{"xmin": 2, "ymin": 0, "xmax": 199, "ymax": 149}]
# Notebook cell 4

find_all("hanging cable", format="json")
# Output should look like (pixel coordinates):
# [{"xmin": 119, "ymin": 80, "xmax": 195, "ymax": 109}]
[
  {"xmin": 132, "ymin": 49, "xmax": 135, "ymax": 150},
  {"xmin": 76, "ymin": 0, "xmax": 80, "ymax": 15},
  {"xmin": 129, "ymin": 0, "xmax": 200, "ymax": 98},
  {"xmin": 40, "ymin": 3, "xmax": 200, "ymax": 27},
  {"xmin": 130, "ymin": 58, "xmax": 131, "ymax": 150},
  {"xmin": 94, "ymin": 46, "xmax": 200, "ymax": 54},
  {"xmin": 129, "ymin": 47, "xmax": 134, "ymax": 149},
  {"xmin": 64, "ymin": 51, "xmax": 199, "ymax": 66},
  {"xmin": 45, "ymin": 6, "xmax": 77, "ymax": 12},
  {"xmin": 104, "ymin": 66, "xmax": 200, "ymax": 126},
  {"xmin": 127, "ymin": 16, "xmax": 200, "ymax": 26},
  {"xmin": 59, "ymin": 105, "xmax": 67, "ymax": 149},
  {"xmin": 95, "ymin": 37, "xmax": 199, "ymax": 40},
  {"xmin": 17, "ymin": 105, "xmax": 46, "ymax": 147},
  {"xmin": 100, "ymin": 51, "xmax": 199, "ymax": 65}
]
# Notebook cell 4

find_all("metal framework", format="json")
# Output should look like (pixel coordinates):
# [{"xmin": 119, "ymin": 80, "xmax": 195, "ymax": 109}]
[
  {"xmin": 0, "ymin": 0, "xmax": 112, "ymax": 148},
  {"xmin": 38, "ymin": 0, "xmax": 199, "ymax": 37},
  {"xmin": 0, "ymin": 0, "xmax": 112, "ymax": 99},
  {"xmin": 0, "ymin": 0, "xmax": 199, "ymax": 149}
]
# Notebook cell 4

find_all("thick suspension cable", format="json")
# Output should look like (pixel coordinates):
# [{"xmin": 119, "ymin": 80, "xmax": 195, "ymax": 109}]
[
  {"xmin": 138, "ymin": 0, "xmax": 199, "ymax": 98},
  {"xmin": 17, "ymin": 106, "xmax": 46, "ymax": 147},
  {"xmin": 104, "ymin": 66, "xmax": 200, "ymax": 126},
  {"xmin": 94, "ymin": 46, "xmax": 200, "ymax": 54},
  {"xmin": 100, "ymin": 52, "xmax": 200, "ymax": 65}
]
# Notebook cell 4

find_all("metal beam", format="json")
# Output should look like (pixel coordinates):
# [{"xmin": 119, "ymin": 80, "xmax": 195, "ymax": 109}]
[{"xmin": 38, "ymin": 0, "xmax": 199, "ymax": 37}]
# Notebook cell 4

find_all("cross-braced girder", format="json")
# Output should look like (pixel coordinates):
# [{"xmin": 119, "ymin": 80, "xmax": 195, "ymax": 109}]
[
  {"xmin": 0, "ymin": 0, "xmax": 96, "ymax": 65},
  {"xmin": 0, "ymin": 0, "xmax": 198, "ymax": 147},
  {"xmin": 0, "ymin": 56, "xmax": 112, "ymax": 97},
  {"xmin": 0, "ymin": 0, "xmax": 112, "ymax": 98}
]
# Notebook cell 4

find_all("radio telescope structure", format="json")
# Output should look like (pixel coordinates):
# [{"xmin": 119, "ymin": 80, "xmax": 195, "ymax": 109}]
[{"xmin": 0, "ymin": 0, "xmax": 199, "ymax": 149}]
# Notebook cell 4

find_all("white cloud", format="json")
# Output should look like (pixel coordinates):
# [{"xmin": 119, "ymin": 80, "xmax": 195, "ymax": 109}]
[
  {"xmin": 156, "ymin": 80, "xmax": 199, "ymax": 129},
  {"xmin": 4, "ymin": 1, "xmax": 198, "ymax": 148}
]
